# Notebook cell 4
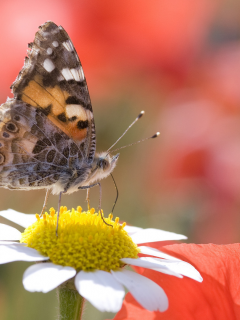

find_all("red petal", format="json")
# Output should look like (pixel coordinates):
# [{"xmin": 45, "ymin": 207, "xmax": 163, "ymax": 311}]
[{"xmin": 114, "ymin": 243, "xmax": 240, "ymax": 320}]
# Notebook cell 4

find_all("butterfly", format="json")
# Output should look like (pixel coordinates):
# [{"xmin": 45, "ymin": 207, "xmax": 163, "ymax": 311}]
[{"xmin": 0, "ymin": 21, "xmax": 120, "ymax": 220}]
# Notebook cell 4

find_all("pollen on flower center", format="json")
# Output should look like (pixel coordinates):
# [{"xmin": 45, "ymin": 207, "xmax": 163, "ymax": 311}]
[{"xmin": 20, "ymin": 207, "xmax": 139, "ymax": 271}]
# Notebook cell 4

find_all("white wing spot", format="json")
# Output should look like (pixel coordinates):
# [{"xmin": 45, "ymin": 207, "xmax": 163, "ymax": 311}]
[
  {"xmin": 71, "ymin": 67, "xmax": 84, "ymax": 81},
  {"xmin": 43, "ymin": 59, "xmax": 55, "ymax": 72},
  {"xmin": 85, "ymin": 109, "xmax": 94, "ymax": 120},
  {"xmin": 65, "ymin": 105, "xmax": 93, "ymax": 120},
  {"xmin": 47, "ymin": 48, "xmax": 53, "ymax": 55},
  {"xmin": 79, "ymin": 66, "xmax": 85, "ymax": 81},
  {"xmin": 70, "ymin": 68, "xmax": 79, "ymax": 81},
  {"xmin": 61, "ymin": 68, "xmax": 74, "ymax": 81},
  {"xmin": 66, "ymin": 105, "xmax": 87, "ymax": 119},
  {"xmin": 63, "ymin": 40, "xmax": 74, "ymax": 52},
  {"xmin": 52, "ymin": 41, "xmax": 59, "ymax": 47},
  {"xmin": 61, "ymin": 67, "xmax": 85, "ymax": 82}
]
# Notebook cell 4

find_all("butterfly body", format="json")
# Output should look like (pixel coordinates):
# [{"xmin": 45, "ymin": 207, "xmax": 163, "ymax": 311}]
[{"xmin": 0, "ymin": 21, "xmax": 119, "ymax": 200}]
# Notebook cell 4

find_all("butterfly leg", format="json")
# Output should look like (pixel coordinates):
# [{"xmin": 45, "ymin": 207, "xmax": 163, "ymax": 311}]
[
  {"xmin": 86, "ymin": 188, "xmax": 90, "ymax": 211},
  {"xmin": 79, "ymin": 183, "xmax": 113, "ymax": 227},
  {"xmin": 56, "ymin": 190, "xmax": 66, "ymax": 236},
  {"xmin": 40, "ymin": 189, "xmax": 51, "ymax": 217}
]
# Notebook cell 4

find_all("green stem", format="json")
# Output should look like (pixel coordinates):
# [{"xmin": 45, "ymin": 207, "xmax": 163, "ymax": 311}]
[{"xmin": 57, "ymin": 279, "xmax": 85, "ymax": 320}]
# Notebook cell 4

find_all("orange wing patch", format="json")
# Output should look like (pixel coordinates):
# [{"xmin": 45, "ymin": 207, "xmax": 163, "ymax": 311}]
[
  {"xmin": 21, "ymin": 74, "xmax": 66, "ymax": 112},
  {"xmin": 21, "ymin": 74, "xmax": 91, "ymax": 142}
]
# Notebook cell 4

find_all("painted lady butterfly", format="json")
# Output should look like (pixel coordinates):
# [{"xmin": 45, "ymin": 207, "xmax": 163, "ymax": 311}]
[{"xmin": 0, "ymin": 21, "xmax": 120, "ymax": 217}]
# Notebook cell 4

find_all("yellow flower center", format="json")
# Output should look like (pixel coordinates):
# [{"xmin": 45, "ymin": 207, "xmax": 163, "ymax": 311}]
[{"xmin": 20, "ymin": 207, "xmax": 139, "ymax": 271}]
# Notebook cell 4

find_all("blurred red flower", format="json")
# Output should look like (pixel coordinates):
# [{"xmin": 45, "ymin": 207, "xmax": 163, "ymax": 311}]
[
  {"xmin": 0, "ymin": 0, "xmax": 219, "ymax": 100},
  {"xmin": 114, "ymin": 243, "xmax": 240, "ymax": 320},
  {"xmin": 146, "ymin": 44, "xmax": 240, "ymax": 244}
]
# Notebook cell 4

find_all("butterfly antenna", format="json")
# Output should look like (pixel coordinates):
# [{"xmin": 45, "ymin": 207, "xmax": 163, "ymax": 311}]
[
  {"xmin": 107, "ymin": 111, "xmax": 145, "ymax": 153},
  {"xmin": 110, "ymin": 132, "xmax": 160, "ymax": 153}
]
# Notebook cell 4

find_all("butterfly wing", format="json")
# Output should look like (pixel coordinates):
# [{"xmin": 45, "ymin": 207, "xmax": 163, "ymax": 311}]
[
  {"xmin": 11, "ymin": 21, "xmax": 96, "ymax": 163},
  {"xmin": 0, "ymin": 21, "xmax": 95, "ymax": 191},
  {"xmin": 0, "ymin": 99, "xmax": 84, "ymax": 190}
]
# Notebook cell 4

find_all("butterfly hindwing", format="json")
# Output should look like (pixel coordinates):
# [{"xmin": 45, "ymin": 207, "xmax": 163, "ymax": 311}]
[
  {"xmin": 0, "ymin": 99, "xmax": 85, "ymax": 190},
  {"xmin": 11, "ymin": 21, "xmax": 96, "ymax": 163}
]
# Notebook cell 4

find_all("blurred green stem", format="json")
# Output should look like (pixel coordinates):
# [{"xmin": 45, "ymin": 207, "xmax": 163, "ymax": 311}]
[{"xmin": 57, "ymin": 279, "xmax": 84, "ymax": 320}]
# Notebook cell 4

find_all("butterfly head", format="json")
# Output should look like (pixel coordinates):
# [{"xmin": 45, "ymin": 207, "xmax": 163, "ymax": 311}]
[
  {"xmin": 88, "ymin": 152, "xmax": 119, "ymax": 183},
  {"xmin": 96, "ymin": 152, "xmax": 119, "ymax": 174}
]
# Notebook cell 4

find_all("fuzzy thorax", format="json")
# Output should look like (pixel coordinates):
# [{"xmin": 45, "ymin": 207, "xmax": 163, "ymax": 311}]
[{"xmin": 51, "ymin": 151, "xmax": 119, "ymax": 195}]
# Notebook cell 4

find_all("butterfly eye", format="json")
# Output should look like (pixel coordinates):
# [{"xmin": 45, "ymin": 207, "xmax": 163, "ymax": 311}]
[
  {"xmin": 98, "ymin": 159, "xmax": 108, "ymax": 170},
  {"xmin": 102, "ymin": 160, "xmax": 108, "ymax": 169}
]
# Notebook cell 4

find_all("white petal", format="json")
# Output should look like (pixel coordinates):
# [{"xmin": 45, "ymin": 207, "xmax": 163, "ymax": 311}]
[
  {"xmin": 163, "ymin": 260, "xmax": 203, "ymax": 282},
  {"xmin": 0, "ymin": 223, "xmax": 21, "ymax": 240},
  {"xmin": 0, "ymin": 244, "xmax": 48, "ymax": 263},
  {"xmin": 75, "ymin": 270, "xmax": 125, "ymax": 312},
  {"xmin": 130, "ymin": 228, "xmax": 187, "ymax": 244},
  {"xmin": 139, "ymin": 246, "xmax": 202, "ymax": 282},
  {"xmin": 112, "ymin": 269, "xmax": 168, "ymax": 312},
  {"xmin": 139, "ymin": 246, "xmax": 181, "ymax": 260},
  {"xmin": 124, "ymin": 225, "xmax": 143, "ymax": 236},
  {"xmin": 0, "ymin": 209, "xmax": 37, "ymax": 228},
  {"xmin": 150, "ymin": 258, "xmax": 203, "ymax": 282},
  {"xmin": 0, "ymin": 241, "xmax": 21, "ymax": 244},
  {"xmin": 23, "ymin": 263, "xmax": 76, "ymax": 293},
  {"xmin": 121, "ymin": 257, "xmax": 182, "ymax": 278}
]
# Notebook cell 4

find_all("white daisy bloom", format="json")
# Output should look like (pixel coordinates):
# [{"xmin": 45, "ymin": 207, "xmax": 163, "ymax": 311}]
[{"xmin": 0, "ymin": 207, "xmax": 202, "ymax": 313}]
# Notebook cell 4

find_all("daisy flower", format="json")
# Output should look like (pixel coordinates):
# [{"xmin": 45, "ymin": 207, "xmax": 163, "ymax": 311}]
[{"xmin": 0, "ymin": 207, "xmax": 202, "ymax": 317}]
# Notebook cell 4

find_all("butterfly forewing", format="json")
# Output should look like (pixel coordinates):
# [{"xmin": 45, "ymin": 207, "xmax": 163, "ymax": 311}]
[{"xmin": 11, "ymin": 21, "xmax": 96, "ymax": 161}]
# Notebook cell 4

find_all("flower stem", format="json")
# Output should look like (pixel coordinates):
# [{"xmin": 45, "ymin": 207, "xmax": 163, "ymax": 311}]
[{"xmin": 57, "ymin": 279, "xmax": 84, "ymax": 320}]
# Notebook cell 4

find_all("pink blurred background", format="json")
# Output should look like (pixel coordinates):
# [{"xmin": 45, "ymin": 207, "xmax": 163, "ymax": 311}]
[{"xmin": 0, "ymin": 1, "xmax": 240, "ymax": 319}]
